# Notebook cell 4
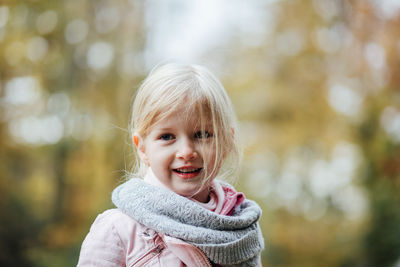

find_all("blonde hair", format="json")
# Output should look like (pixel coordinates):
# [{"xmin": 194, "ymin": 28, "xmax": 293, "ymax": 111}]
[{"xmin": 130, "ymin": 63, "xmax": 241, "ymax": 185}]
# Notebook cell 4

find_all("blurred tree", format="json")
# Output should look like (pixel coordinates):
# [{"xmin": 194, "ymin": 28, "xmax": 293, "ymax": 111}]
[{"xmin": 0, "ymin": 0, "xmax": 145, "ymax": 266}]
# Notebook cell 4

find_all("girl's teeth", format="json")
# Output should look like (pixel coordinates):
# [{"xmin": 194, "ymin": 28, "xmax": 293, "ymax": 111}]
[{"xmin": 176, "ymin": 168, "xmax": 201, "ymax": 173}]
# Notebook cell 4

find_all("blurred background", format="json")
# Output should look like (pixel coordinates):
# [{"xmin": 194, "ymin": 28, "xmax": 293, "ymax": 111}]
[{"xmin": 1, "ymin": 0, "xmax": 400, "ymax": 266}]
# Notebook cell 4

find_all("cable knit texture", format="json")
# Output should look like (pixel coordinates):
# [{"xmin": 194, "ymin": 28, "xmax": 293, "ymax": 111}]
[{"xmin": 112, "ymin": 178, "xmax": 264, "ymax": 266}]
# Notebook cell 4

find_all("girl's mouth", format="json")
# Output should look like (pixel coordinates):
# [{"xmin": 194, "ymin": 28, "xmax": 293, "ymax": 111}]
[{"xmin": 173, "ymin": 167, "xmax": 202, "ymax": 179}]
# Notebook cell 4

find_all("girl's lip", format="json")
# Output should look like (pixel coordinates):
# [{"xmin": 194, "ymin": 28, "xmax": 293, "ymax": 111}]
[{"xmin": 172, "ymin": 167, "xmax": 202, "ymax": 179}]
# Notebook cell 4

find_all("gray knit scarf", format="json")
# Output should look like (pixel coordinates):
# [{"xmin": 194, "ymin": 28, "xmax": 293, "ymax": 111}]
[{"xmin": 112, "ymin": 178, "xmax": 264, "ymax": 266}]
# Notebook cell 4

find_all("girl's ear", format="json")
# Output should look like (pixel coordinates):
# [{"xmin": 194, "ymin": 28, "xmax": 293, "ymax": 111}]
[
  {"xmin": 133, "ymin": 133, "xmax": 149, "ymax": 165},
  {"xmin": 133, "ymin": 135, "xmax": 139, "ymax": 147}
]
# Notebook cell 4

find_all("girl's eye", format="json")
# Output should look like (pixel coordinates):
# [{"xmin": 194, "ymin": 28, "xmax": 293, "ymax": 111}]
[
  {"xmin": 159, "ymin": 134, "xmax": 174, "ymax": 141},
  {"xmin": 194, "ymin": 131, "xmax": 212, "ymax": 139}
]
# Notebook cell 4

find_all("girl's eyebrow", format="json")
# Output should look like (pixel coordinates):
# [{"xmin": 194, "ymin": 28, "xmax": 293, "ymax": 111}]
[{"xmin": 153, "ymin": 127, "xmax": 174, "ymax": 132}]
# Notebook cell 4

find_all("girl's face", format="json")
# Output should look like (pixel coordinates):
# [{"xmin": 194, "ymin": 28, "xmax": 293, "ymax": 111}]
[{"xmin": 136, "ymin": 108, "xmax": 218, "ymax": 202}]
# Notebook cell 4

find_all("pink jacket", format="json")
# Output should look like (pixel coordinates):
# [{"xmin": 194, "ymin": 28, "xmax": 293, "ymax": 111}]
[{"xmin": 77, "ymin": 179, "xmax": 247, "ymax": 266}]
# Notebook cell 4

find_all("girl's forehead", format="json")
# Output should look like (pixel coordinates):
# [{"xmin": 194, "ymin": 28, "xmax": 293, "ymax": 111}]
[
  {"xmin": 151, "ymin": 106, "xmax": 212, "ymax": 129},
  {"xmin": 163, "ymin": 103, "xmax": 211, "ymax": 119}
]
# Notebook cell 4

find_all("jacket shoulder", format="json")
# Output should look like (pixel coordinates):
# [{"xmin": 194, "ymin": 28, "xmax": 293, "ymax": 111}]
[
  {"xmin": 95, "ymin": 208, "xmax": 139, "ymax": 228},
  {"xmin": 77, "ymin": 209, "xmax": 144, "ymax": 266}
]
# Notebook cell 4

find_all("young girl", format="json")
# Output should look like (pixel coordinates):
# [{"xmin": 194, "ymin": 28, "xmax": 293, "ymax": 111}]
[{"xmin": 77, "ymin": 63, "xmax": 264, "ymax": 266}]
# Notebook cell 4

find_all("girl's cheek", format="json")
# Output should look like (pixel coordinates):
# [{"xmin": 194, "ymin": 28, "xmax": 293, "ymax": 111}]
[
  {"xmin": 198, "ymin": 144, "xmax": 214, "ymax": 157},
  {"xmin": 202, "ymin": 149, "xmax": 217, "ymax": 165}
]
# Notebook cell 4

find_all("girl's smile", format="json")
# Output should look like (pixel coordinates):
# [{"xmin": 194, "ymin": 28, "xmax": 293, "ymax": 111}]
[
  {"xmin": 135, "ymin": 108, "xmax": 217, "ymax": 202},
  {"xmin": 172, "ymin": 167, "xmax": 203, "ymax": 179}
]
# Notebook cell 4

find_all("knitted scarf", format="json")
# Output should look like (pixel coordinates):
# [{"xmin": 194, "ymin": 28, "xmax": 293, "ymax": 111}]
[{"xmin": 112, "ymin": 178, "xmax": 264, "ymax": 266}]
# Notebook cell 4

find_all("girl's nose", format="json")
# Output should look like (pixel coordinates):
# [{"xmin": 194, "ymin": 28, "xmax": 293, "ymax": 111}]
[{"xmin": 176, "ymin": 140, "xmax": 198, "ymax": 161}]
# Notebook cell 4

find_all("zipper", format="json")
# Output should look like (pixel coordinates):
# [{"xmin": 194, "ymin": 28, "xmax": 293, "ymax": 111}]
[
  {"xmin": 204, "ymin": 257, "xmax": 212, "ymax": 267},
  {"xmin": 130, "ymin": 243, "xmax": 165, "ymax": 266}
]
